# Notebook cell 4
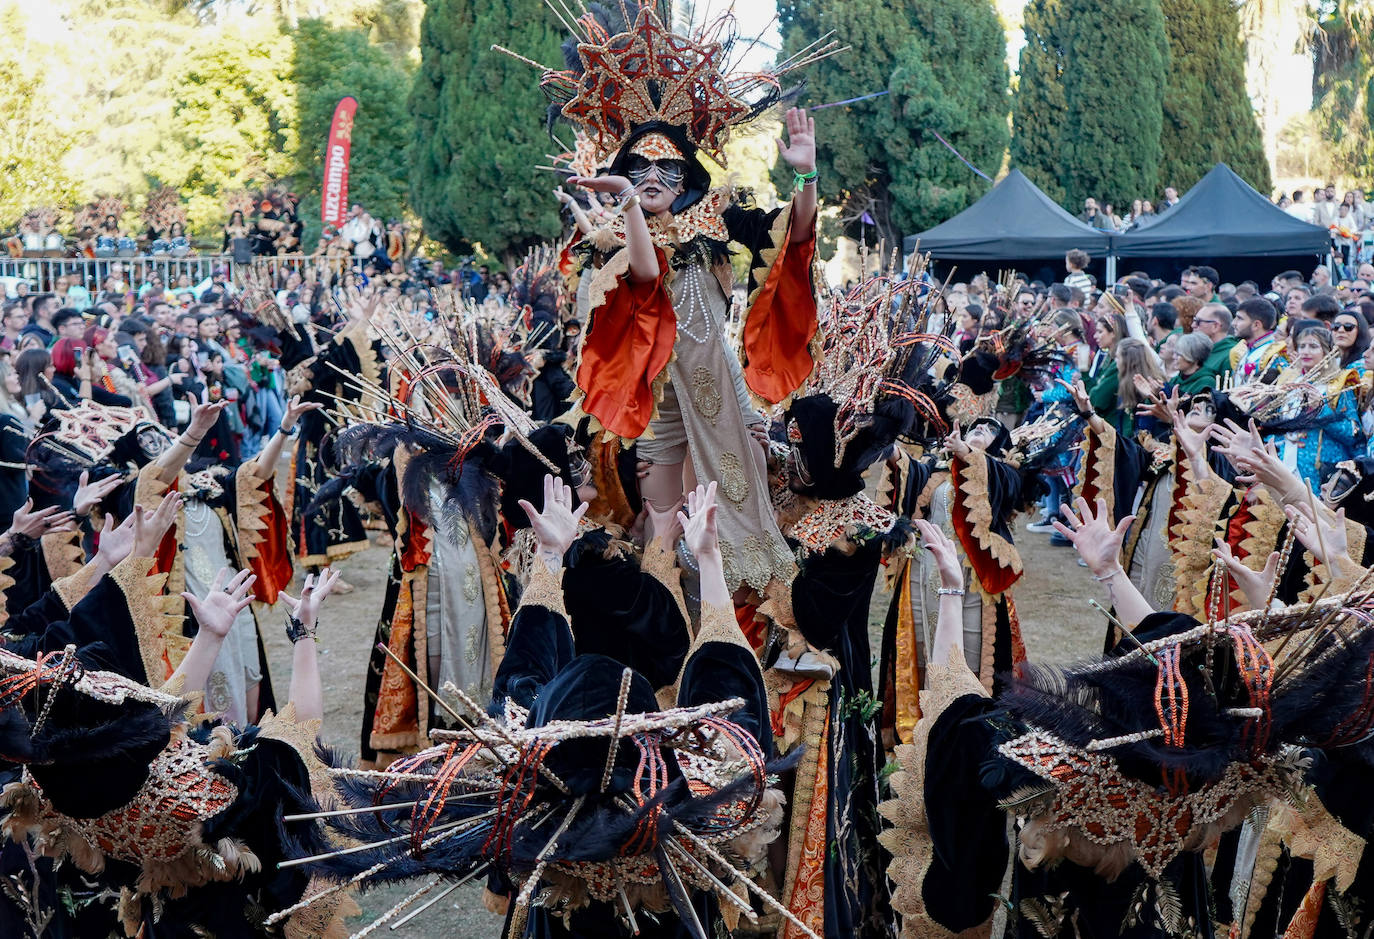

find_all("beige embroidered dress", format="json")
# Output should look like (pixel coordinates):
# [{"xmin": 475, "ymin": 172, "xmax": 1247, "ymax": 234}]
[{"xmin": 575, "ymin": 188, "xmax": 813, "ymax": 592}]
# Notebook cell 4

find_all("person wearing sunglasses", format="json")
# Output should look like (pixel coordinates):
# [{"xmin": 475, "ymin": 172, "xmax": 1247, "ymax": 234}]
[
  {"xmin": 565, "ymin": 103, "xmax": 822, "ymax": 597},
  {"xmin": 1331, "ymin": 309, "xmax": 1370, "ymax": 370},
  {"xmin": 1190, "ymin": 302, "xmax": 1240, "ymax": 384}
]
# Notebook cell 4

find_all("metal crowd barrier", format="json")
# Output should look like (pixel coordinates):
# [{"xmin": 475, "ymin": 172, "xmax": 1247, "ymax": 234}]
[{"xmin": 0, "ymin": 254, "xmax": 353, "ymax": 294}]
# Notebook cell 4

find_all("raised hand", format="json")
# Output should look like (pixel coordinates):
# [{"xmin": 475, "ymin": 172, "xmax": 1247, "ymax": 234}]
[
  {"xmin": 1285, "ymin": 504, "xmax": 1353, "ymax": 576},
  {"xmin": 517, "ymin": 474, "xmax": 588, "ymax": 566},
  {"xmin": 73, "ymin": 469, "xmax": 125, "ymax": 517},
  {"xmin": 1052, "ymin": 497, "xmax": 1134, "ymax": 578},
  {"xmin": 915, "ymin": 518, "xmax": 963, "ymax": 591},
  {"xmin": 133, "ymin": 491, "xmax": 182, "ymax": 559},
  {"xmin": 776, "ymin": 106, "xmax": 816, "ymax": 173},
  {"xmin": 95, "ymin": 511, "xmax": 137, "ymax": 569},
  {"xmin": 1058, "ymin": 377, "xmax": 1093, "ymax": 415},
  {"xmin": 943, "ymin": 423, "xmax": 971, "ymax": 459},
  {"xmin": 1162, "ymin": 389, "xmax": 1206, "ymax": 464},
  {"xmin": 278, "ymin": 567, "xmax": 342, "ymax": 629},
  {"xmin": 279, "ymin": 394, "xmax": 323, "ymax": 434},
  {"xmin": 1211, "ymin": 538, "xmax": 1279, "ymax": 612},
  {"xmin": 8, "ymin": 500, "xmax": 76, "ymax": 539},
  {"xmin": 182, "ymin": 567, "xmax": 256, "ymax": 640},
  {"xmin": 186, "ymin": 391, "xmax": 228, "ymax": 438},
  {"xmin": 676, "ymin": 482, "xmax": 720, "ymax": 566}
]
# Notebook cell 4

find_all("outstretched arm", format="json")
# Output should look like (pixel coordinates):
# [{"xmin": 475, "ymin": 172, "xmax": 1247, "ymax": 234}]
[
  {"xmin": 250, "ymin": 394, "xmax": 322, "ymax": 479},
  {"xmin": 777, "ymin": 107, "xmax": 817, "ymax": 242},
  {"xmin": 169, "ymin": 567, "xmax": 256, "ymax": 697},
  {"xmin": 156, "ymin": 397, "xmax": 228, "ymax": 484},
  {"xmin": 1053, "ymin": 497, "xmax": 1154, "ymax": 629},
  {"xmin": 917, "ymin": 518, "xmax": 969, "ymax": 668},
  {"xmin": 277, "ymin": 567, "xmax": 342, "ymax": 723},
  {"xmin": 569, "ymin": 173, "xmax": 659, "ymax": 282}
]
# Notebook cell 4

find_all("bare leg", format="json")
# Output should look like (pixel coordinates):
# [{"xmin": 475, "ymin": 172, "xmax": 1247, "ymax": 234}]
[{"xmin": 641, "ymin": 460, "xmax": 686, "ymax": 543}]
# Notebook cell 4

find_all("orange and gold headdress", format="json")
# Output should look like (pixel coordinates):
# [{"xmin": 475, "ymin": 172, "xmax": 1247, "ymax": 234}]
[{"xmin": 496, "ymin": 2, "xmax": 842, "ymax": 166}]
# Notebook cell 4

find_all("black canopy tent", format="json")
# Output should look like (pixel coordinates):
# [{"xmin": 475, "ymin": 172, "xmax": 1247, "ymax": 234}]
[
  {"xmin": 902, "ymin": 169, "xmax": 1113, "ymax": 283},
  {"xmin": 1110, "ymin": 163, "xmax": 1331, "ymax": 284}
]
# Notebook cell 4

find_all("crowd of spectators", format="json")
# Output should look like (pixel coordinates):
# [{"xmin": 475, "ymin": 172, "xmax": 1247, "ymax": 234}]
[{"xmin": 947, "ymin": 252, "xmax": 1374, "ymax": 551}]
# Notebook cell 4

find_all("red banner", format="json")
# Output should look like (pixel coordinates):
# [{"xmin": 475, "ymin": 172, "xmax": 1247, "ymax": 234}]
[{"xmin": 321, "ymin": 96, "xmax": 357, "ymax": 229}]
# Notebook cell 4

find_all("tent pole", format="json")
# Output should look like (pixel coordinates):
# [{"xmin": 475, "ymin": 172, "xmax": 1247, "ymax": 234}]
[{"xmin": 1106, "ymin": 254, "xmax": 1117, "ymax": 285}]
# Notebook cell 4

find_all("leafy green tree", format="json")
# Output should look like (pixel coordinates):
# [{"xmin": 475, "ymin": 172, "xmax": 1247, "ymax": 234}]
[
  {"xmin": 145, "ymin": 20, "xmax": 297, "ymax": 237},
  {"xmin": 776, "ymin": 0, "xmax": 1009, "ymax": 245},
  {"xmin": 1158, "ymin": 0, "xmax": 1270, "ymax": 193},
  {"xmin": 1311, "ymin": 4, "xmax": 1374, "ymax": 182},
  {"xmin": 292, "ymin": 18, "xmax": 414, "ymax": 243},
  {"xmin": 409, "ymin": 0, "xmax": 564, "ymax": 265},
  {"xmin": 1012, "ymin": 0, "xmax": 1169, "ymax": 207},
  {"xmin": 0, "ymin": 5, "xmax": 77, "ymax": 226},
  {"xmin": 56, "ymin": 0, "xmax": 198, "ymax": 208}
]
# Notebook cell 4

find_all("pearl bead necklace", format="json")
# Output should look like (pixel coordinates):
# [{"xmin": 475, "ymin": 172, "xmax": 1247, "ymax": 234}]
[{"xmin": 676, "ymin": 264, "xmax": 713, "ymax": 345}]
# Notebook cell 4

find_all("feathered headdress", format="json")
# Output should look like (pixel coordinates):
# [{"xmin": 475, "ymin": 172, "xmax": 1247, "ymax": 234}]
[
  {"xmin": 276, "ymin": 655, "xmax": 810, "ymax": 939},
  {"xmin": 787, "ymin": 257, "xmax": 955, "ymax": 491},
  {"xmin": 141, "ymin": 186, "xmax": 187, "ymax": 232},
  {"xmin": 992, "ymin": 588, "xmax": 1374, "ymax": 883}
]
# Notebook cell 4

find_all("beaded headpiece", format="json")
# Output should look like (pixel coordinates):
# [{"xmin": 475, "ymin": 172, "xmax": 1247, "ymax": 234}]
[
  {"xmin": 30, "ymin": 400, "xmax": 155, "ymax": 466},
  {"xmin": 795, "ymin": 258, "xmax": 954, "ymax": 468},
  {"xmin": 995, "ymin": 593, "xmax": 1374, "ymax": 884}
]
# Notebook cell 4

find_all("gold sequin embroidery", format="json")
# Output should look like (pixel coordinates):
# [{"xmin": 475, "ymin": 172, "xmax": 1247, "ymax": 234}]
[
  {"xmin": 689, "ymin": 366, "xmax": 722, "ymax": 423},
  {"xmin": 717, "ymin": 451, "xmax": 749, "ymax": 509}
]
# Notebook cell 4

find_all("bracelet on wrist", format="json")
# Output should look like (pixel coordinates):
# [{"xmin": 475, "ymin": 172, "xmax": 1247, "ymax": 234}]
[
  {"xmin": 616, "ymin": 186, "xmax": 636, "ymax": 200},
  {"xmin": 792, "ymin": 168, "xmax": 818, "ymax": 192},
  {"xmin": 937, "ymin": 587, "xmax": 965, "ymax": 597},
  {"xmin": 1092, "ymin": 565, "xmax": 1126, "ymax": 582},
  {"xmin": 285, "ymin": 614, "xmax": 317, "ymax": 644},
  {"xmin": 616, "ymin": 194, "xmax": 641, "ymax": 215}
]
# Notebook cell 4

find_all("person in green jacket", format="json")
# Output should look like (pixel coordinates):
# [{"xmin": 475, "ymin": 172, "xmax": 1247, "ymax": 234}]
[
  {"xmin": 1087, "ymin": 312, "xmax": 1127, "ymax": 424},
  {"xmin": 1170, "ymin": 332, "xmax": 1215, "ymax": 395},
  {"xmin": 1192, "ymin": 302, "xmax": 1240, "ymax": 385}
]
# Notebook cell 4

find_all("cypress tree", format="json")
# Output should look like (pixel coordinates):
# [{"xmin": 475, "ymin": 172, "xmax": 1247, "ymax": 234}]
[
  {"xmin": 881, "ymin": 2, "xmax": 1010, "ymax": 234},
  {"xmin": 1158, "ymin": 0, "xmax": 1271, "ymax": 193},
  {"xmin": 1012, "ymin": 0, "xmax": 1170, "ymax": 207},
  {"xmin": 777, "ymin": 0, "xmax": 1009, "ymax": 244},
  {"xmin": 408, "ymin": 0, "xmax": 564, "ymax": 264}
]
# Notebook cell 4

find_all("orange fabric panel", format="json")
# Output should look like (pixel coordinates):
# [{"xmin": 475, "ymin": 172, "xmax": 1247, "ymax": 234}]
[
  {"xmin": 576, "ymin": 248, "xmax": 676, "ymax": 439},
  {"xmin": 373, "ymin": 577, "xmax": 419, "ymax": 742},
  {"xmin": 400, "ymin": 512, "xmax": 431, "ymax": 574},
  {"xmin": 742, "ymin": 217, "xmax": 818, "ymax": 403},
  {"xmin": 249, "ymin": 485, "xmax": 293, "ymax": 605},
  {"xmin": 949, "ymin": 459, "xmax": 1022, "ymax": 596}
]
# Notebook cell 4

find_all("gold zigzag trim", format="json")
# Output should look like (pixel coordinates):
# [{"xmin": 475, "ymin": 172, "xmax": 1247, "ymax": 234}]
[
  {"xmin": 110, "ymin": 555, "xmax": 190, "ymax": 688},
  {"xmin": 41, "ymin": 529, "xmax": 84, "ymax": 580},
  {"xmin": 234, "ymin": 461, "xmax": 274, "ymax": 563},
  {"xmin": 1073, "ymin": 423, "xmax": 1118, "ymax": 525},
  {"xmin": 957, "ymin": 451, "xmax": 1022, "ymax": 580},
  {"xmin": 1169, "ymin": 456, "xmax": 1229, "ymax": 616},
  {"xmin": 878, "ymin": 656, "xmax": 992, "ymax": 939}
]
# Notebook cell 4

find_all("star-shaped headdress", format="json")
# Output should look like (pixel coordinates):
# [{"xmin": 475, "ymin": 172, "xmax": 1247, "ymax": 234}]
[{"xmin": 495, "ymin": 2, "xmax": 843, "ymax": 166}]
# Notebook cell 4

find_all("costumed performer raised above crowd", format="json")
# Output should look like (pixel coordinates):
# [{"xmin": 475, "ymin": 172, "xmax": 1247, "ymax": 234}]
[{"xmin": 500, "ymin": 1, "xmax": 840, "ymax": 594}]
